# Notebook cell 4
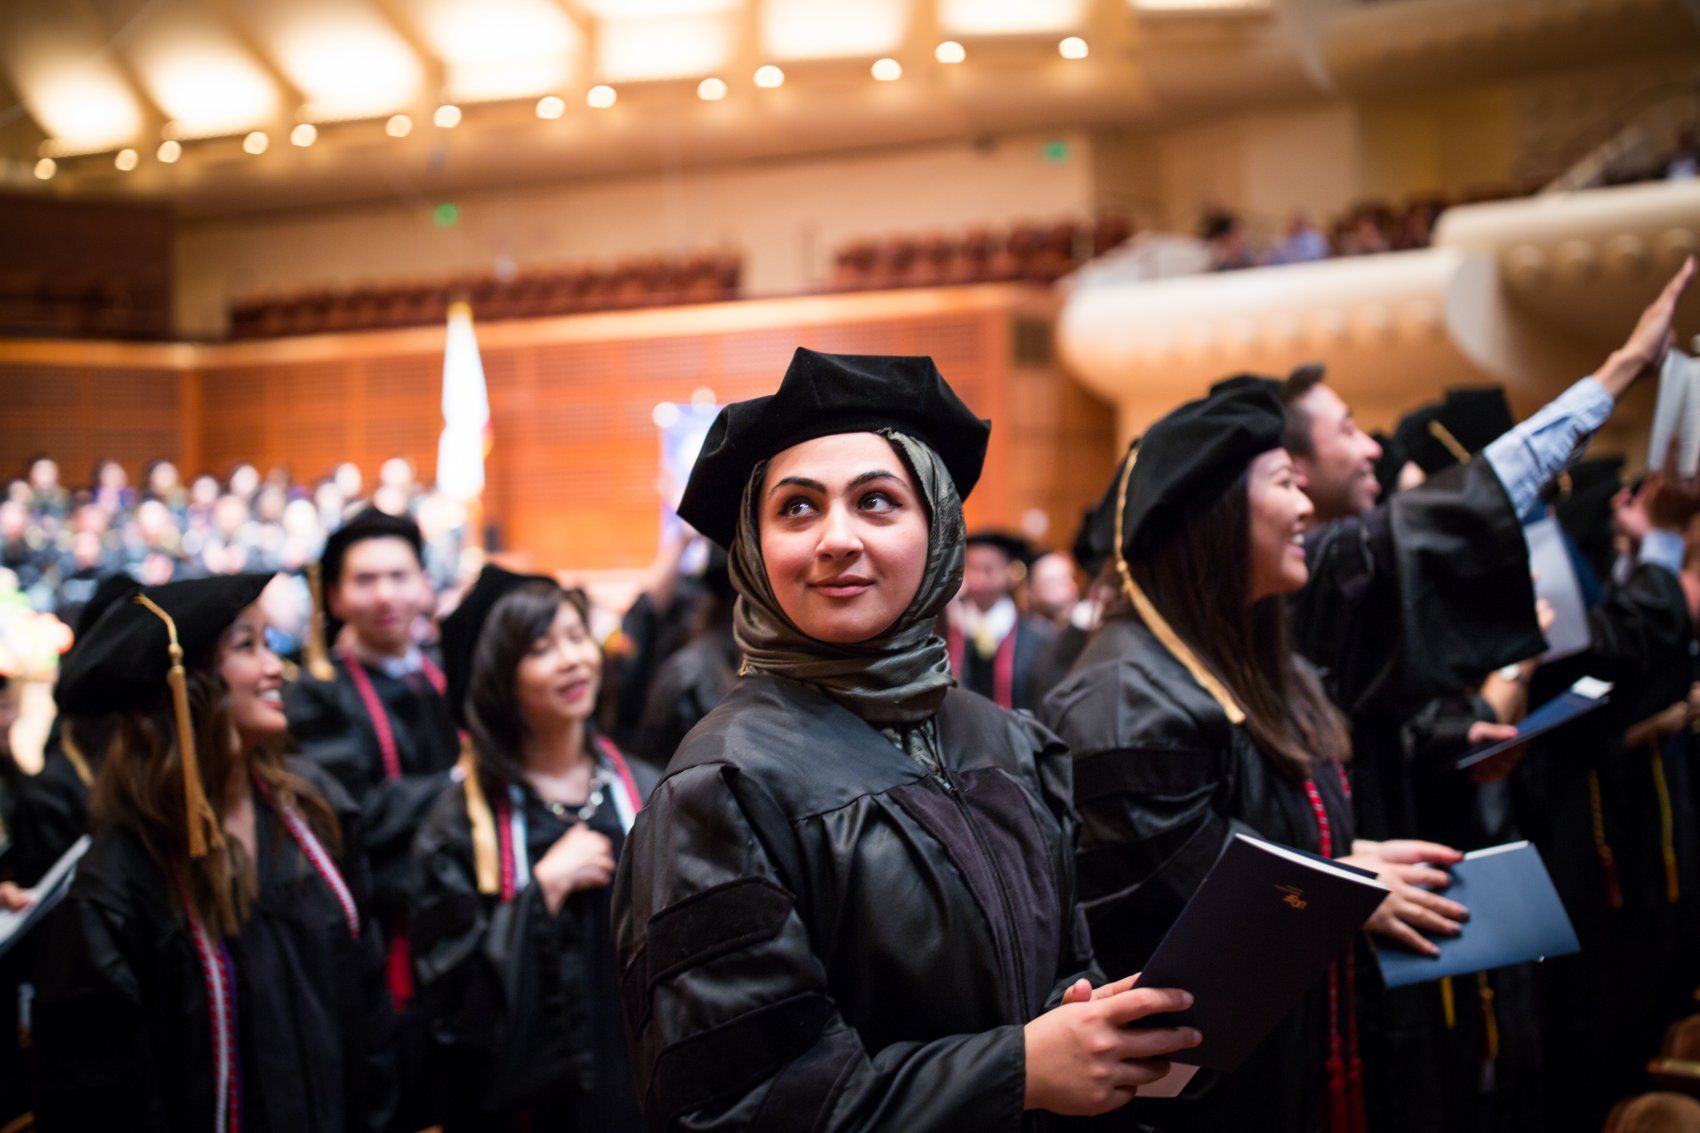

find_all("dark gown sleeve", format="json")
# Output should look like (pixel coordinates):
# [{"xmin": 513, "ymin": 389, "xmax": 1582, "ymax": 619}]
[
  {"xmin": 1577, "ymin": 564, "xmax": 1692, "ymax": 697},
  {"xmin": 10, "ymin": 751, "xmax": 91, "ymax": 887},
  {"xmin": 30, "ymin": 848, "xmax": 173, "ymax": 1131},
  {"xmin": 1297, "ymin": 460, "xmax": 1546, "ymax": 716},
  {"xmin": 287, "ymin": 757, "xmax": 401, "ymax": 1133},
  {"xmin": 614, "ymin": 763, "xmax": 1028, "ymax": 1133},
  {"xmin": 409, "ymin": 789, "xmax": 588, "ymax": 1114},
  {"xmin": 285, "ymin": 675, "xmax": 454, "ymax": 916}
]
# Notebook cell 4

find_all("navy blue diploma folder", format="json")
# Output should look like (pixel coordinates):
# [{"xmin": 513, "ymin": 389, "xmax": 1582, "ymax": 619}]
[
  {"xmin": 1455, "ymin": 678, "xmax": 1611, "ymax": 771},
  {"xmin": 1133, "ymin": 833, "xmax": 1388, "ymax": 1073},
  {"xmin": 1374, "ymin": 841, "xmax": 1579, "ymax": 989}
]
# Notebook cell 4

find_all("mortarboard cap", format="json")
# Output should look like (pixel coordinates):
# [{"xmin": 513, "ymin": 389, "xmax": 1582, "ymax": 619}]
[
  {"xmin": 439, "ymin": 564, "xmax": 560, "ymax": 726},
  {"xmin": 678, "ymin": 347, "xmax": 991, "ymax": 548}
]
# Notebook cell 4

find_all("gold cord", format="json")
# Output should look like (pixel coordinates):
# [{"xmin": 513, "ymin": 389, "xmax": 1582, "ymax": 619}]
[{"xmin": 1426, "ymin": 420, "xmax": 1472, "ymax": 467}]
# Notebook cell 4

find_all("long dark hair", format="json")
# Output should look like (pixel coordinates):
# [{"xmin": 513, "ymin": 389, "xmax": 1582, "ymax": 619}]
[
  {"xmin": 91, "ymin": 664, "xmax": 340, "ymax": 936},
  {"xmin": 465, "ymin": 582, "xmax": 609, "ymax": 801},
  {"xmin": 1121, "ymin": 466, "xmax": 1349, "ymax": 779}
]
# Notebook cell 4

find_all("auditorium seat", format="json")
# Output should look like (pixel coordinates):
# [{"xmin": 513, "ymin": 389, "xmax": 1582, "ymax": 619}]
[
  {"xmin": 1603, "ymin": 1092, "xmax": 1700, "ymax": 1133},
  {"xmin": 1650, "ymin": 1015, "xmax": 1700, "ymax": 1098}
]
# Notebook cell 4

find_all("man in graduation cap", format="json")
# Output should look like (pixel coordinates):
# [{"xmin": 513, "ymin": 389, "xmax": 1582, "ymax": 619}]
[
  {"xmin": 946, "ymin": 531, "xmax": 1058, "ymax": 712},
  {"xmin": 284, "ymin": 506, "xmax": 457, "ymax": 1124},
  {"xmin": 1278, "ymin": 258, "xmax": 1696, "ymax": 1133}
]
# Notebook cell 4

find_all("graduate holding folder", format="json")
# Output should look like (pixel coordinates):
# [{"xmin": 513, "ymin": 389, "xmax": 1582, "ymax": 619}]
[{"xmin": 1044, "ymin": 379, "xmax": 1469, "ymax": 1132}]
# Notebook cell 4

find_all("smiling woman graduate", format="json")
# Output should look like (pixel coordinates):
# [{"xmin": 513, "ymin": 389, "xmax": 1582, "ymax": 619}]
[
  {"xmin": 612, "ymin": 347, "xmax": 1199, "ymax": 1132},
  {"xmin": 30, "ymin": 574, "xmax": 396, "ymax": 1133},
  {"xmin": 409, "ymin": 565, "xmax": 657, "ymax": 1132}
]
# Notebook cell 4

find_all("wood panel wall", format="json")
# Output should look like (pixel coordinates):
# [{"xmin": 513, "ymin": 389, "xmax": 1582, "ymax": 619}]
[{"xmin": 0, "ymin": 285, "xmax": 1117, "ymax": 571}]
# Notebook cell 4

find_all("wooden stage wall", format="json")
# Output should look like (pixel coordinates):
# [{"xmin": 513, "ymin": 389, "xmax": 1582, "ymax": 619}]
[{"xmin": 0, "ymin": 284, "xmax": 1117, "ymax": 571}]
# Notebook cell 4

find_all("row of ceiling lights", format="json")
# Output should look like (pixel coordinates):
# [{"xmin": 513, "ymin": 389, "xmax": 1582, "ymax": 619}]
[{"xmin": 31, "ymin": 36, "xmax": 1090, "ymax": 182}]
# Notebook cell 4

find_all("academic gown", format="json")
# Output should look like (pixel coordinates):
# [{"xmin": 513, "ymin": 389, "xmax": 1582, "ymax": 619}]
[
  {"xmin": 631, "ymin": 623, "xmax": 740, "ymax": 767},
  {"xmin": 952, "ymin": 614, "xmax": 1059, "ymax": 714},
  {"xmin": 410, "ymin": 754, "xmax": 662, "ymax": 1132},
  {"xmin": 1292, "ymin": 461, "xmax": 1545, "ymax": 1133},
  {"xmin": 285, "ymin": 653, "xmax": 461, "ymax": 923},
  {"xmin": 30, "ymin": 761, "xmax": 397, "ymax": 1133},
  {"xmin": 613, "ymin": 674, "xmax": 1100, "ymax": 1132},
  {"xmin": 1042, "ymin": 616, "xmax": 1355, "ymax": 1133},
  {"xmin": 9, "ymin": 716, "xmax": 115, "ymax": 886},
  {"xmin": 1511, "ymin": 561, "xmax": 1694, "ymax": 1133}
]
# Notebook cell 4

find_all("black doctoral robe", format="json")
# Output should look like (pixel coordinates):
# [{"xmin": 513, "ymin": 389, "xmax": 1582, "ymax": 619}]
[
  {"xmin": 30, "ymin": 761, "xmax": 397, "ymax": 1133},
  {"xmin": 1042, "ymin": 615, "xmax": 1355, "ymax": 1133},
  {"xmin": 630, "ymin": 624, "xmax": 739, "ymax": 767},
  {"xmin": 613, "ymin": 675, "xmax": 1100, "ymax": 1132},
  {"xmin": 285, "ymin": 653, "xmax": 461, "ymax": 922},
  {"xmin": 1510, "ymin": 560, "xmax": 1694, "ymax": 1132},
  {"xmin": 9, "ymin": 716, "xmax": 114, "ymax": 887},
  {"xmin": 411, "ymin": 756, "xmax": 661, "ymax": 1132},
  {"xmin": 1291, "ymin": 460, "xmax": 1546, "ymax": 1133}
]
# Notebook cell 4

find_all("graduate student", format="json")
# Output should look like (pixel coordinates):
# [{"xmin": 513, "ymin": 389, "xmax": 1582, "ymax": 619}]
[
  {"xmin": 1043, "ymin": 378, "xmax": 1466, "ymax": 1133},
  {"xmin": 946, "ymin": 530, "xmax": 1058, "ymax": 712},
  {"xmin": 614, "ymin": 347, "xmax": 1198, "ymax": 1130},
  {"xmin": 285, "ymin": 506, "xmax": 459, "ymax": 1009},
  {"xmin": 31, "ymin": 573, "xmax": 396, "ymax": 1132},
  {"xmin": 410, "ymin": 565, "xmax": 656, "ymax": 1131}
]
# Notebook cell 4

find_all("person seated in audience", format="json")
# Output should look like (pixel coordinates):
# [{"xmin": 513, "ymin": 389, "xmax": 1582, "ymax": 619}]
[
  {"xmin": 946, "ymin": 531, "xmax": 1058, "ymax": 712},
  {"xmin": 411, "ymin": 566, "xmax": 656, "ymax": 1131}
]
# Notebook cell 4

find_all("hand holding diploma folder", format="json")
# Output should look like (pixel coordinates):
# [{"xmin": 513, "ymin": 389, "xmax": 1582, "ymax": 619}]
[{"xmin": 1127, "ymin": 834, "xmax": 1389, "ymax": 1097}]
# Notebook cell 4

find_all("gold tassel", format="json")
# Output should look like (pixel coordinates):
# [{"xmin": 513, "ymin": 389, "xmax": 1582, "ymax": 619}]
[
  {"xmin": 1587, "ymin": 768, "xmax": 1623, "ymax": 909},
  {"xmin": 303, "ymin": 561, "xmax": 336, "ymax": 681},
  {"xmin": 1649, "ymin": 742, "xmax": 1682, "ymax": 905},
  {"xmin": 1477, "ymin": 974, "xmax": 1500, "ymax": 1062},
  {"xmin": 1427, "ymin": 420, "xmax": 1473, "ymax": 467},
  {"xmin": 1439, "ymin": 976, "xmax": 1457, "ymax": 1029},
  {"xmin": 133, "ymin": 594, "xmax": 222, "ymax": 859},
  {"xmin": 1113, "ymin": 448, "xmax": 1246, "ymax": 724},
  {"xmin": 61, "ymin": 730, "xmax": 93, "ymax": 788},
  {"xmin": 460, "ymin": 741, "xmax": 500, "ymax": 896}
]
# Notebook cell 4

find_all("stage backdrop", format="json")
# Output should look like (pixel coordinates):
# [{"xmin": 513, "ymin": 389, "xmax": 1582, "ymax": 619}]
[{"xmin": 0, "ymin": 283, "xmax": 1117, "ymax": 571}]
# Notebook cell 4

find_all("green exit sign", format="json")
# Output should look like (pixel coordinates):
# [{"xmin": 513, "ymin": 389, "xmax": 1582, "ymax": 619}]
[
  {"xmin": 434, "ymin": 202, "xmax": 461, "ymax": 228},
  {"xmin": 1043, "ymin": 139, "xmax": 1071, "ymax": 164}
]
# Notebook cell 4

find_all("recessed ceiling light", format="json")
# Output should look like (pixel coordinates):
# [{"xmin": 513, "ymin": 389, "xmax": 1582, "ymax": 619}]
[
  {"xmin": 157, "ymin": 140, "xmax": 182, "ymax": 163},
  {"xmin": 115, "ymin": 147, "xmax": 140, "ymax": 171},
  {"xmin": 434, "ymin": 104, "xmax": 462, "ymax": 128},
  {"xmin": 386, "ymin": 113, "xmax": 413, "ymax": 138},
  {"xmin": 935, "ymin": 41, "xmax": 966, "ymax": 64},
  {"xmin": 871, "ymin": 57, "xmax": 902, "ymax": 81},
  {"xmin": 753, "ymin": 64, "xmax": 784, "ymax": 89},
  {"xmin": 536, "ymin": 95, "xmax": 566, "ymax": 119},
  {"xmin": 33, "ymin": 157, "xmax": 56, "ymax": 180},
  {"xmin": 586, "ymin": 84, "xmax": 617, "ymax": 109},
  {"xmin": 291, "ymin": 123, "xmax": 318, "ymax": 147},
  {"xmin": 242, "ymin": 131, "xmax": 269, "ymax": 155},
  {"xmin": 697, "ymin": 76, "xmax": 727, "ymax": 101},
  {"xmin": 1059, "ymin": 36, "xmax": 1089, "ymax": 60}
]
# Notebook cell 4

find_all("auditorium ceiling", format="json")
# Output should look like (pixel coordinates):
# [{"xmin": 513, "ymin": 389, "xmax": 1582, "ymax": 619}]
[{"xmin": 0, "ymin": 0, "xmax": 1693, "ymax": 217}]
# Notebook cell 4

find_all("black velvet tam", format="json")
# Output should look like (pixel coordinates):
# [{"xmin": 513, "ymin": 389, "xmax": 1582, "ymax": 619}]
[
  {"xmin": 1395, "ymin": 386, "xmax": 1514, "ymax": 475},
  {"xmin": 677, "ymin": 347, "xmax": 990, "ymax": 548},
  {"xmin": 439, "ymin": 563, "xmax": 558, "ymax": 725},
  {"xmin": 56, "ymin": 573, "xmax": 274, "ymax": 716},
  {"xmin": 1121, "ymin": 379, "xmax": 1287, "ymax": 557},
  {"xmin": 965, "ymin": 531, "xmax": 1035, "ymax": 567}
]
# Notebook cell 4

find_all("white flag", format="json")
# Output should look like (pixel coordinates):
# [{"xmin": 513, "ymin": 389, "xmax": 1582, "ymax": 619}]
[{"xmin": 437, "ymin": 300, "xmax": 490, "ymax": 503}]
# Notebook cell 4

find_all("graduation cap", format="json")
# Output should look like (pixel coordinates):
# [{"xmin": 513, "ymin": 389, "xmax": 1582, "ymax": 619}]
[
  {"xmin": 53, "ymin": 572, "xmax": 142, "ymax": 712},
  {"xmin": 305, "ymin": 507, "xmax": 427, "ymax": 678},
  {"xmin": 1105, "ymin": 379, "xmax": 1286, "ymax": 726},
  {"xmin": 439, "ymin": 563, "xmax": 561, "ymax": 727},
  {"xmin": 678, "ymin": 347, "xmax": 991, "ymax": 548},
  {"xmin": 56, "ymin": 573, "xmax": 275, "ymax": 857},
  {"xmin": 1394, "ymin": 386, "xmax": 1515, "ymax": 476},
  {"xmin": 1073, "ymin": 439, "xmax": 1140, "ymax": 580},
  {"xmin": 1553, "ymin": 456, "xmax": 1625, "ymax": 583},
  {"xmin": 1120, "ymin": 378, "xmax": 1286, "ymax": 558},
  {"xmin": 966, "ymin": 530, "xmax": 1036, "ymax": 566}
]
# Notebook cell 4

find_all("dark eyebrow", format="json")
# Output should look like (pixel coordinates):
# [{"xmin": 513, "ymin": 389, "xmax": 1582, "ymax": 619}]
[
  {"xmin": 849, "ymin": 470, "xmax": 901, "ymax": 490},
  {"xmin": 769, "ymin": 475, "xmax": 826, "ymax": 497}
]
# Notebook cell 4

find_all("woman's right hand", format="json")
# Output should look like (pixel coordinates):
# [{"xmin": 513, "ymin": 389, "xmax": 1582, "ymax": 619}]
[
  {"xmin": 1339, "ymin": 850, "xmax": 1467, "ymax": 957},
  {"xmin": 532, "ymin": 824, "xmax": 616, "ymax": 914},
  {"xmin": 1023, "ymin": 985, "xmax": 1200, "ymax": 1116}
]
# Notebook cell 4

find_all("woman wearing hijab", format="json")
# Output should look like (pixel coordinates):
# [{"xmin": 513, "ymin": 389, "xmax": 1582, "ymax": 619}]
[
  {"xmin": 410, "ymin": 566, "xmax": 656, "ymax": 1131},
  {"xmin": 31, "ymin": 574, "xmax": 396, "ymax": 1132},
  {"xmin": 1042, "ymin": 379, "xmax": 1468, "ymax": 1133},
  {"xmin": 613, "ymin": 347, "xmax": 1198, "ymax": 1131}
]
